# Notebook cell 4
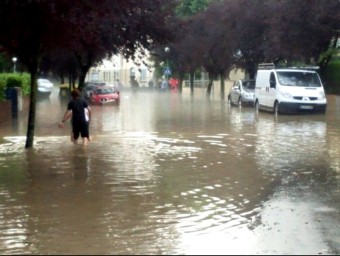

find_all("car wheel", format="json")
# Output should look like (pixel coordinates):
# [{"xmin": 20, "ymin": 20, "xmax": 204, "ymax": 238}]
[{"xmin": 274, "ymin": 102, "xmax": 279, "ymax": 115}]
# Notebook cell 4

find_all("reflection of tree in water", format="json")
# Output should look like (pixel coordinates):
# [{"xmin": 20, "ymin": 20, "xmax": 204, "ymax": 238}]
[{"xmin": 19, "ymin": 145, "xmax": 119, "ymax": 254}]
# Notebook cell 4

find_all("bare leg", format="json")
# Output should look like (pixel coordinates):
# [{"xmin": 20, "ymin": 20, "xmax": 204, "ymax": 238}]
[{"xmin": 82, "ymin": 137, "xmax": 89, "ymax": 146}]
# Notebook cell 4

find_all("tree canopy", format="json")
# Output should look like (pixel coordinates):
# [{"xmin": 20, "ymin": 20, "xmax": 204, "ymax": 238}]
[{"xmin": 158, "ymin": 0, "xmax": 340, "ymax": 96}]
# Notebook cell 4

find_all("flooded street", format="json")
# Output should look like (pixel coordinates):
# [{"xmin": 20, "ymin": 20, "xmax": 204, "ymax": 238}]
[{"xmin": 0, "ymin": 86, "xmax": 339, "ymax": 255}]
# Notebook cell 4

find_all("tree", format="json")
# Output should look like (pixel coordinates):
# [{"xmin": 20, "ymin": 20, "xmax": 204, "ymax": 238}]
[
  {"xmin": 0, "ymin": 0, "xmax": 176, "ymax": 149},
  {"xmin": 64, "ymin": 0, "xmax": 177, "ymax": 91},
  {"xmin": 230, "ymin": 0, "xmax": 268, "ymax": 79},
  {"xmin": 201, "ymin": 1, "xmax": 239, "ymax": 99},
  {"xmin": 263, "ymin": 0, "xmax": 340, "ymax": 74},
  {"xmin": 0, "ymin": 1, "xmax": 71, "ymax": 148},
  {"xmin": 176, "ymin": 0, "xmax": 213, "ymax": 16},
  {"xmin": 175, "ymin": 16, "xmax": 207, "ymax": 95},
  {"xmin": 151, "ymin": 14, "xmax": 204, "ymax": 95}
]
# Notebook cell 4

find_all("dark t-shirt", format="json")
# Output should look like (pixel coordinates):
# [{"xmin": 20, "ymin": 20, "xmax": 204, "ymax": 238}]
[{"xmin": 67, "ymin": 98, "xmax": 88, "ymax": 125}]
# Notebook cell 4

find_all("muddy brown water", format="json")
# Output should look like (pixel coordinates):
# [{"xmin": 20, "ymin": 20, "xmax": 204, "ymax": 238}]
[{"xmin": 0, "ymin": 87, "xmax": 339, "ymax": 254}]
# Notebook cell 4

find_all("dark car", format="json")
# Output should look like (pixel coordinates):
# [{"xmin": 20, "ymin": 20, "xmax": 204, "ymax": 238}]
[{"xmin": 228, "ymin": 79, "xmax": 255, "ymax": 106}]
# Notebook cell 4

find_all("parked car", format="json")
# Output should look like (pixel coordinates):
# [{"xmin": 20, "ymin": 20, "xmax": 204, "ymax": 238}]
[
  {"xmin": 84, "ymin": 84, "xmax": 97, "ymax": 99},
  {"xmin": 89, "ymin": 85, "xmax": 120, "ymax": 104},
  {"xmin": 228, "ymin": 79, "xmax": 255, "ymax": 106},
  {"xmin": 37, "ymin": 78, "xmax": 54, "ymax": 96},
  {"xmin": 84, "ymin": 81, "xmax": 106, "ymax": 99}
]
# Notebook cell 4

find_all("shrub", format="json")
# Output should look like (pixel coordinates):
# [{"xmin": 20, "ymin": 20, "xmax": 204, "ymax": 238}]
[
  {"xmin": 324, "ymin": 59, "xmax": 340, "ymax": 94},
  {"xmin": 0, "ymin": 77, "xmax": 6, "ymax": 102},
  {"xmin": 325, "ymin": 59, "xmax": 340, "ymax": 82},
  {"xmin": 20, "ymin": 73, "xmax": 31, "ymax": 96},
  {"xmin": 0, "ymin": 73, "xmax": 31, "ymax": 101},
  {"xmin": 6, "ymin": 76, "xmax": 22, "ymax": 87}
]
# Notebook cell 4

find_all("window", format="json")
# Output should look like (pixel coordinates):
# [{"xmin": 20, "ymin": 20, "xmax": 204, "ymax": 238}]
[
  {"xmin": 140, "ymin": 68, "xmax": 147, "ymax": 81},
  {"xmin": 90, "ymin": 72, "xmax": 99, "ymax": 81},
  {"xmin": 130, "ymin": 67, "xmax": 136, "ymax": 78}
]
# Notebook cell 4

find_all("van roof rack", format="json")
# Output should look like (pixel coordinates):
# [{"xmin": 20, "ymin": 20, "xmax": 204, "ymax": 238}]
[
  {"xmin": 258, "ymin": 63, "xmax": 320, "ymax": 71},
  {"xmin": 258, "ymin": 63, "xmax": 275, "ymax": 69},
  {"xmin": 289, "ymin": 66, "xmax": 320, "ymax": 70}
]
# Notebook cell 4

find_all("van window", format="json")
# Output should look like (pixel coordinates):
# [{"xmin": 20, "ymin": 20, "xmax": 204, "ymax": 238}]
[
  {"xmin": 277, "ymin": 71, "xmax": 321, "ymax": 87},
  {"xmin": 269, "ymin": 72, "xmax": 276, "ymax": 88}
]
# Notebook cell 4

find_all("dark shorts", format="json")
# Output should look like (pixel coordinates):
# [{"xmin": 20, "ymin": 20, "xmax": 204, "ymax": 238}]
[{"xmin": 72, "ymin": 122, "xmax": 89, "ymax": 140}]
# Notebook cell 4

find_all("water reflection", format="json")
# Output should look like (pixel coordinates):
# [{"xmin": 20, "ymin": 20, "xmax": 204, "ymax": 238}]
[
  {"xmin": 0, "ymin": 88, "xmax": 339, "ymax": 254},
  {"xmin": 255, "ymin": 115, "xmax": 328, "ymax": 173}
]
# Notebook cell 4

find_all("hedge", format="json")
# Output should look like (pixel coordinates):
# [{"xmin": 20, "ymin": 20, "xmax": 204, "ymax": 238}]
[
  {"xmin": 0, "ymin": 73, "xmax": 30, "ymax": 101},
  {"xmin": 324, "ymin": 58, "xmax": 340, "ymax": 94}
]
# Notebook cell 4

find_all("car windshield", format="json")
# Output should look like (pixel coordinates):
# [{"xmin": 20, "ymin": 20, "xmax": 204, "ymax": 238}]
[
  {"xmin": 95, "ymin": 88, "xmax": 114, "ymax": 94},
  {"xmin": 38, "ymin": 79, "xmax": 49, "ymax": 83},
  {"xmin": 85, "ymin": 85, "xmax": 96, "ymax": 91},
  {"xmin": 243, "ymin": 81, "xmax": 255, "ymax": 89},
  {"xmin": 277, "ymin": 71, "xmax": 321, "ymax": 87}
]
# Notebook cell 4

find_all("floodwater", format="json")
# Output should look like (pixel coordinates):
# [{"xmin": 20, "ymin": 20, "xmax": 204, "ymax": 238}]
[{"xmin": 0, "ymin": 86, "xmax": 339, "ymax": 255}]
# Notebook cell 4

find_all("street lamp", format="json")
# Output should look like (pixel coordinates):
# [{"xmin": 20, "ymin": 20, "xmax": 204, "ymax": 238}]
[
  {"xmin": 12, "ymin": 57, "xmax": 17, "ymax": 73},
  {"xmin": 164, "ymin": 47, "xmax": 171, "ymax": 80}
]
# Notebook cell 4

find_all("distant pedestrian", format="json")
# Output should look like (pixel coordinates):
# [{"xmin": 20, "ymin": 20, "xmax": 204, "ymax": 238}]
[
  {"xmin": 161, "ymin": 79, "xmax": 169, "ymax": 90},
  {"xmin": 169, "ymin": 78, "xmax": 179, "ymax": 91},
  {"xmin": 58, "ymin": 89, "xmax": 91, "ymax": 146},
  {"xmin": 115, "ymin": 79, "xmax": 123, "ymax": 91}
]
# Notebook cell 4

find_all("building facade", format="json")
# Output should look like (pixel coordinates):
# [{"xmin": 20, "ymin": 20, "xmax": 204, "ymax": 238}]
[
  {"xmin": 85, "ymin": 52, "xmax": 156, "ymax": 88},
  {"xmin": 85, "ymin": 51, "xmax": 246, "ymax": 89}
]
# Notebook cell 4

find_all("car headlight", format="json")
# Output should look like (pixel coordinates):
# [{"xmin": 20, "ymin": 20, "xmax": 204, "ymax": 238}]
[
  {"xmin": 280, "ymin": 90, "xmax": 293, "ymax": 99},
  {"xmin": 243, "ymin": 92, "xmax": 254, "ymax": 99},
  {"xmin": 319, "ymin": 91, "xmax": 326, "ymax": 99}
]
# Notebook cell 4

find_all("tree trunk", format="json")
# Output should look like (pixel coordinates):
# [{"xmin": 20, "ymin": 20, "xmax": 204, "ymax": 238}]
[
  {"xmin": 206, "ymin": 78, "xmax": 213, "ymax": 95},
  {"xmin": 189, "ymin": 71, "xmax": 194, "ymax": 95},
  {"xmin": 25, "ymin": 67, "xmax": 38, "ymax": 149},
  {"xmin": 78, "ymin": 65, "xmax": 90, "ymax": 91},
  {"xmin": 220, "ymin": 72, "xmax": 225, "ymax": 101},
  {"xmin": 178, "ymin": 72, "xmax": 185, "ymax": 94}
]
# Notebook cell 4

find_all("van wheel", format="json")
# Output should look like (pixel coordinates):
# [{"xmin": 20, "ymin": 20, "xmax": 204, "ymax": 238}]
[
  {"xmin": 255, "ymin": 100, "xmax": 259, "ymax": 113},
  {"xmin": 274, "ymin": 102, "xmax": 279, "ymax": 115}
]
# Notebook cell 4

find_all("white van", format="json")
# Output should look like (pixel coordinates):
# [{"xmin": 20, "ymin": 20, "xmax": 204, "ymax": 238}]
[{"xmin": 254, "ymin": 63, "xmax": 327, "ymax": 115}]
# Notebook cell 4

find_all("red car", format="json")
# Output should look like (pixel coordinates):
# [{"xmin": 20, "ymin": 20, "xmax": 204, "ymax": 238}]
[{"xmin": 89, "ymin": 86, "xmax": 120, "ymax": 104}]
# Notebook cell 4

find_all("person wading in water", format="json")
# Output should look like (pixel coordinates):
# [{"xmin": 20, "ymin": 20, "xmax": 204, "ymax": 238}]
[{"xmin": 58, "ymin": 89, "xmax": 91, "ymax": 146}]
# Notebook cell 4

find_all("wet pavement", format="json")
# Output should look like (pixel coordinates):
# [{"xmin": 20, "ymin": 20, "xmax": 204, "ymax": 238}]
[{"xmin": 0, "ymin": 86, "xmax": 339, "ymax": 254}]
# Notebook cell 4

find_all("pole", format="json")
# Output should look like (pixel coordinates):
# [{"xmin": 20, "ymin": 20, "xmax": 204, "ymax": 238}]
[
  {"xmin": 12, "ymin": 57, "xmax": 17, "ymax": 73},
  {"xmin": 164, "ymin": 47, "xmax": 170, "ymax": 81}
]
